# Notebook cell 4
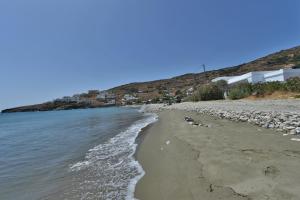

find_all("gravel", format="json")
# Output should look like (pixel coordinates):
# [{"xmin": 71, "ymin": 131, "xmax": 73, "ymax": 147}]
[{"xmin": 142, "ymin": 99, "xmax": 300, "ymax": 135}]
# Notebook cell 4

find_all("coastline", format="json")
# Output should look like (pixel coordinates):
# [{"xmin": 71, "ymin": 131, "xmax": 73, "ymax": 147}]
[
  {"xmin": 142, "ymin": 100, "xmax": 300, "ymax": 135},
  {"xmin": 135, "ymin": 109, "xmax": 300, "ymax": 200}
]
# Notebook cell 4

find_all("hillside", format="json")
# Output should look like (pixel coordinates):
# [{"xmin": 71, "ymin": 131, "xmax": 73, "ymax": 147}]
[
  {"xmin": 2, "ymin": 45, "xmax": 300, "ymax": 113},
  {"xmin": 109, "ymin": 45, "xmax": 300, "ymax": 102}
]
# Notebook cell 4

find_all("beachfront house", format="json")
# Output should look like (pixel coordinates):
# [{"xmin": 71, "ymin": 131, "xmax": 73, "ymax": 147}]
[
  {"xmin": 123, "ymin": 94, "xmax": 138, "ymax": 101},
  {"xmin": 96, "ymin": 91, "xmax": 116, "ymax": 105},
  {"xmin": 122, "ymin": 94, "xmax": 138, "ymax": 105},
  {"xmin": 54, "ymin": 96, "xmax": 76, "ymax": 103},
  {"xmin": 72, "ymin": 94, "xmax": 81, "ymax": 102},
  {"xmin": 96, "ymin": 91, "xmax": 107, "ymax": 100},
  {"xmin": 212, "ymin": 68, "xmax": 300, "ymax": 85}
]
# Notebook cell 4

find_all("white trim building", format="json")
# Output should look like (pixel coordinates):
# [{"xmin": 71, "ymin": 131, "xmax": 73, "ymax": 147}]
[{"xmin": 212, "ymin": 69, "xmax": 300, "ymax": 85}]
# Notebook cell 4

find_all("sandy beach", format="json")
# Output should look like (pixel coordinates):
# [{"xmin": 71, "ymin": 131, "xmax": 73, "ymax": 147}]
[{"xmin": 135, "ymin": 109, "xmax": 300, "ymax": 200}]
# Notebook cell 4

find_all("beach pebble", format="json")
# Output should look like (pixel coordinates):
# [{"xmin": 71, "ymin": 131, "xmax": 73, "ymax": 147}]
[
  {"xmin": 184, "ymin": 116, "xmax": 194, "ymax": 122},
  {"xmin": 291, "ymin": 138, "xmax": 300, "ymax": 142},
  {"xmin": 287, "ymin": 126, "xmax": 296, "ymax": 130},
  {"xmin": 166, "ymin": 140, "xmax": 170, "ymax": 145},
  {"xmin": 144, "ymin": 100, "xmax": 300, "ymax": 137},
  {"xmin": 289, "ymin": 130, "xmax": 296, "ymax": 135}
]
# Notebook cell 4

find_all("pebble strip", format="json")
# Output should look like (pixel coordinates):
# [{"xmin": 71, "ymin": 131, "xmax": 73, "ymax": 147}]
[{"xmin": 142, "ymin": 100, "xmax": 300, "ymax": 135}]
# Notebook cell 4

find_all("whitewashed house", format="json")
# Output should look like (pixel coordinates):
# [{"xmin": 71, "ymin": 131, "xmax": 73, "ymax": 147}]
[
  {"xmin": 122, "ymin": 94, "xmax": 138, "ymax": 105},
  {"xmin": 212, "ymin": 69, "xmax": 300, "ymax": 85},
  {"xmin": 264, "ymin": 69, "xmax": 300, "ymax": 82},
  {"xmin": 96, "ymin": 91, "xmax": 116, "ymax": 105},
  {"xmin": 123, "ymin": 94, "xmax": 138, "ymax": 101},
  {"xmin": 96, "ymin": 91, "xmax": 107, "ymax": 100},
  {"xmin": 227, "ymin": 71, "xmax": 273, "ymax": 85},
  {"xmin": 211, "ymin": 76, "xmax": 238, "ymax": 83}
]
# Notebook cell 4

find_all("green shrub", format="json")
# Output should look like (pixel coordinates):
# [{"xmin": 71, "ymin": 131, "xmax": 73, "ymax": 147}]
[
  {"xmin": 189, "ymin": 77, "xmax": 300, "ymax": 101},
  {"xmin": 192, "ymin": 84, "xmax": 224, "ymax": 101},
  {"xmin": 285, "ymin": 77, "xmax": 300, "ymax": 92},
  {"xmin": 214, "ymin": 80, "xmax": 228, "ymax": 91},
  {"xmin": 251, "ymin": 81, "xmax": 284, "ymax": 96},
  {"xmin": 228, "ymin": 78, "xmax": 300, "ymax": 100},
  {"xmin": 228, "ymin": 82, "xmax": 252, "ymax": 100},
  {"xmin": 189, "ymin": 93, "xmax": 200, "ymax": 102}
]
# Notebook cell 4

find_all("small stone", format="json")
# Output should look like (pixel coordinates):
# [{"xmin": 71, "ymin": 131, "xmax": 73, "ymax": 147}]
[
  {"xmin": 239, "ymin": 117, "xmax": 248, "ymax": 122},
  {"xmin": 295, "ymin": 127, "xmax": 300, "ymax": 134},
  {"xmin": 291, "ymin": 138, "xmax": 300, "ymax": 142},
  {"xmin": 286, "ymin": 126, "xmax": 295, "ymax": 130},
  {"xmin": 289, "ymin": 130, "xmax": 296, "ymax": 135},
  {"xmin": 262, "ymin": 123, "xmax": 269, "ymax": 128}
]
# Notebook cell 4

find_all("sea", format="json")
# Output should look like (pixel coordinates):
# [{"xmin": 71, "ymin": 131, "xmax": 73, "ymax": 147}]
[{"xmin": 0, "ymin": 107, "xmax": 157, "ymax": 200}]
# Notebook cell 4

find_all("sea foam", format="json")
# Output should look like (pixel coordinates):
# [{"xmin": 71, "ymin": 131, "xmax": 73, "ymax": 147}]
[{"xmin": 69, "ymin": 113, "xmax": 158, "ymax": 200}]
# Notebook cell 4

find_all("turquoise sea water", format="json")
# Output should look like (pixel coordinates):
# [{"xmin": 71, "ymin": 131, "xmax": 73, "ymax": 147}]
[{"xmin": 0, "ymin": 107, "xmax": 157, "ymax": 200}]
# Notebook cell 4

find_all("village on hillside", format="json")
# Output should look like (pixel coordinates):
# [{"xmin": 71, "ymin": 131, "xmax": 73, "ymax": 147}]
[{"xmin": 52, "ymin": 66, "xmax": 300, "ymax": 107}]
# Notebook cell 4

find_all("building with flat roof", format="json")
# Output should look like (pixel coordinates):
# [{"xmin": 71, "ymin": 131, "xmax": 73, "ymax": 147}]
[{"xmin": 212, "ymin": 69, "xmax": 300, "ymax": 85}]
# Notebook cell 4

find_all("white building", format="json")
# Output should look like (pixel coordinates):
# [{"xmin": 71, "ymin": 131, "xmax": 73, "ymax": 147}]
[
  {"xmin": 227, "ymin": 71, "xmax": 273, "ymax": 85},
  {"xmin": 96, "ymin": 91, "xmax": 116, "ymax": 100},
  {"xmin": 212, "ymin": 69, "xmax": 300, "ymax": 85},
  {"xmin": 211, "ymin": 76, "xmax": 238, "ymax": 82},
  {"xmin": 264, "ymin": 69, "xmax": 300, "ymax": 82},
  {"xmin": 123, "ymin": 94, "xmax": 138, "ymax": 101}
]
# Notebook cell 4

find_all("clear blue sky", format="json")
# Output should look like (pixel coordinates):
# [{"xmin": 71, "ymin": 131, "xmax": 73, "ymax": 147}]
[{"xmin": 0, "ymin": 0, "xmax": 299, "ymax": 110}]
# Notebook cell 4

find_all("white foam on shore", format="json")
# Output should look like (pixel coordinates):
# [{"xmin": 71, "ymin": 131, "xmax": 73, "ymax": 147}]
[{"xmin": 69, "ymin": 112, "xmax": 158, "ymax": 200}]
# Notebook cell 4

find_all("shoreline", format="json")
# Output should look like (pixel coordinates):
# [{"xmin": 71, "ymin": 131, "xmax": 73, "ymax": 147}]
[
  {"xmin": 135, "ymin": 109, "xmax": 300, "ymax": 200},
  {"xmin": 142, "ymin": 100, "xmax": 300, "ymax": 135}
]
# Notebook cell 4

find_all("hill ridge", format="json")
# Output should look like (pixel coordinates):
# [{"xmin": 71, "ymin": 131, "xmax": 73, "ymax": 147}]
[{"xmin": 2, "ymin": 45, "xmax": 300, "ymax": 113}]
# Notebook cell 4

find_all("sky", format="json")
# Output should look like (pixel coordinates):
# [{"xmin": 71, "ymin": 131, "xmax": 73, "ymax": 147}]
[{"xmin": 0, "ymin": 0, "xmax": 299, "ymax": 110}]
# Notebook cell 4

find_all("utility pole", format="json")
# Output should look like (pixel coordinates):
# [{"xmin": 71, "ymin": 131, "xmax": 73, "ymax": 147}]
[{"xmin": 202, "ymin": 64, "xmax": 207, "ymax": 83}]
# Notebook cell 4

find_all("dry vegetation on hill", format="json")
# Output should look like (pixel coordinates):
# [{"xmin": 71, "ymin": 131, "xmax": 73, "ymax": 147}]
[
  {"xmin": 2, "ymin": 45, "xmax": 300, "ymax": 112},
  {"xmin": 109, "ymin": 45, "xmax": 300, "ymax": 101}
]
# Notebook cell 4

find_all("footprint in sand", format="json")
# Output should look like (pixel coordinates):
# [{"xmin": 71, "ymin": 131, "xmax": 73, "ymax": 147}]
[{"xmin": 263, "ymin": 165, "xmax": 279, "ymax": 178}]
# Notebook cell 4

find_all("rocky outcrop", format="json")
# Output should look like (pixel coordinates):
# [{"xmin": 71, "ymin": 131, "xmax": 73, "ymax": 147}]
[{"xmin": 1, "ymin": 101, "xmax": 113, "ymax": 113}]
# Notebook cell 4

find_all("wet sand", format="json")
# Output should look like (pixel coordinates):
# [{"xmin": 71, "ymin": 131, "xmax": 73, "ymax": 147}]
[{"xmin": 135, "ymin": 110, "xmax": 300, "ymax": 200}]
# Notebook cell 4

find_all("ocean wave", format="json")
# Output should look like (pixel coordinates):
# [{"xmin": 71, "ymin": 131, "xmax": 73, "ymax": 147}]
[{"xmin": 69, "ymin": 113, "xmax": 158, "ymax": 200}]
